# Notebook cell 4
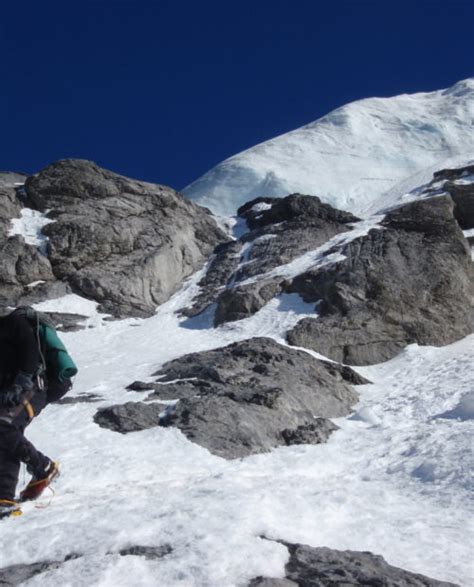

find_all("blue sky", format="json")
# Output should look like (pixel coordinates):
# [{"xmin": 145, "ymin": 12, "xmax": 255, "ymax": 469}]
[{"xmin": 1, "ymin": 0, "xmax": 473, "ymax": 190}]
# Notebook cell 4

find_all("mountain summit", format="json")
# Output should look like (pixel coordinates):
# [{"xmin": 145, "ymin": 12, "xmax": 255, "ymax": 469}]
[{"xmin": 183, "ymin": 79, "xmax": 474, "ymax": 217}]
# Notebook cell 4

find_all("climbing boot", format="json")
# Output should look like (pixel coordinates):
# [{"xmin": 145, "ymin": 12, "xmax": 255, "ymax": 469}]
[{"xmin": 20, "ymin": 460, "xmax": 60, "ymax": 502}]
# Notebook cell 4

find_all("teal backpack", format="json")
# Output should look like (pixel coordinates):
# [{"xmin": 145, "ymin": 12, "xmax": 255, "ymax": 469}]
[{"xmin": 12, "ymin": 306, "xmax": 78, "ymax": 383}]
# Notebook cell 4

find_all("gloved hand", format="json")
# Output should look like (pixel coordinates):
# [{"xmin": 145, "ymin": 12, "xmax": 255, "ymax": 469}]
[
  {"xmin": 14, "ymin": 371, "xmax": 34, "ymax": 391},
  {"xmin": 0, "ymin": 384, "xmax": 23, "ymax": 407}
]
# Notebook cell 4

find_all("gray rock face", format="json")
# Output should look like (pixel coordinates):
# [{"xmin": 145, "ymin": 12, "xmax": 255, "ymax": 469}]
[
  {"xmin": 24, "ymin": 159, "xmax": 226, "ymax": 317},
  {"xmin": 287, "ymin": 196, "xmax": 474, "ymax": 365},
  {"xmin": 96, "ymin": 338, "xmax": 362, "ymax": 459},
  {"xmin": 250, "ymin": 542, "xmax": 457, "ymax": 586},
  {"xmin": 181, "ymin": 194, "xmax": 358, "ymax": 322}
]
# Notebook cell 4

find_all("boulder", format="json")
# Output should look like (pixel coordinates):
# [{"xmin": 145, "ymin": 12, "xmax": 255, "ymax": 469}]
[
  {"xmin": 98, "ymin": 338, "xmax": 362, "ymax": 459},
  {"xmin": 25, "ymin": 159, "xmax": 227, "ymax": 317},
  {"xmin": 287, "ymin": 196, "xmax": 474, "ymax": 365},
  {"xmin": 249, "ymin": 542, "xmax": 457, "ymax": 586}
]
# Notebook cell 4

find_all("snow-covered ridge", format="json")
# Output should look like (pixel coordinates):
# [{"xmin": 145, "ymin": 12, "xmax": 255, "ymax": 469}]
[{"xmin": 183, "ymin": 79, "xmax": 474, "ymax": 217}]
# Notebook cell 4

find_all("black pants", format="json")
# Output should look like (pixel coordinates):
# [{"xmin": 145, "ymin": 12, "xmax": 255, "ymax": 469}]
[{"xmin": 0, "ymin": 389, "xmax": 50, "ymax": 501}]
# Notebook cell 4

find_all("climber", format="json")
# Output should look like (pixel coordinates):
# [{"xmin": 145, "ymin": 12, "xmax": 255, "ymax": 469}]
[{"xmin": 0, "ymin": 309, "xmax": 72, "ymax": 519}]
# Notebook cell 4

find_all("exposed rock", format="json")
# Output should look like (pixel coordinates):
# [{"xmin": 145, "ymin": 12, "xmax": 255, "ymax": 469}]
[
  {"xmin": 25, "ymin": 159, "xmax": 227, "ymax": 317},
  {"xmin": 0, "ymin": 184, "xmax": 22, "ymax": 239},
  {"xmin": 0, "ymin": 545, "xmax": 171, "ymax": 586},
  {"xmin": 0, "ymin": 176, "xmax": 71, "ymax": 309},
  {"xmin": 281, "ymin": 420, "xmax": 338, "ymax": 445},
  {"xmin": 318, "ymin": 361, "xmax": 371, "ymax": 386},
  {"xmin": 180, "ymin": 240, "xmax": 243, "ymax": 317},
  {"xmin": 0, "ymin": 235, "xmax": 58, "ymax": 310},
  {"xmin": 250, "ymin": 542, "xmax": 457, "ymax": 586},
  {"xmin": 0, "ymin": 554, "xmax": 80, "ymax": 587},
  {"xmin": 0, "ymin": 171, "xmax": 28, "ymax": 188},
  {"xmin": 250, "ymin": 579, "xmax": 297, "ymax": 587},
  {"xmin": 126, "ymin": 381, "xmax": 158, "ymax": 392},
  {"xmin": 56, "ymin": 393, "xmax": 103, "ymax": 405},
  {"xmin": 181, "ymin": 194, "xmax": 358, "ymax": 322},
  {"xmin": 0, "ymin": 560, "xmax": 64, "ymax": 586},
  {"xmin": 126, "ymin": 380, "xmax": 202, "ymax": 400},
  {"xmin": 214, "ymin": 279, "xmax": 283, "ymax": 325},
  {"xmin": 426, "ymin": 164, "xmax": 474, "ymax": 229},
  {"xmin": 43, "ymin": 312, "xmax": 89, "ymax": 332},
  {"xmin": 287, "ymin": 196, "xmax": 474, "ymax": 365},
  {"xmin": 117, "ymin": 544, "xmax": 172, "ymax": 560},
  {"xmin": 94, "ymin": 401, "xmax": 168, "ymax": 433},
  {"xmin": 237, "ymin": 195, "xmax": 357, "ymax": 230},
  {"xmin": 433, "ymin": 163, "xmax": 474, "ymax": 182},
  {"xmin": 444, "ymin": 182, "xmax": 474, "ymax": 230},
  {"xmin": 103, "ymin": 338, "xmax": 362, "ymax": 459},
  {"xmin": 146, "ymin": 380, "xmax": 210, "ymax": 401},
  {"xmin": 13, "ymin": 281, "xmax": 72, "ymax": 309}
]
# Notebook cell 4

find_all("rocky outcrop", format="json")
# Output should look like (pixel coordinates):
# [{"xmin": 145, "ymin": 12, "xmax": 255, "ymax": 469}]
[
  {"xmin": 20, "ymin": 159, "xmax": 226, "ymax": 317},
  {"xmin": 287, "ymin": 196, "xmax": 474, "ymax": 365},
  {"xmin": 96, "ymin": 338, "xmax": 363, "ymax": 459},
  {"xmin": 250, "ymin": 542, "xmax": 457, "ymax": 586},
  {"xmin": 181, "ymin": 194, "xmax": 358, "ymax": 322},
  {"xmin": 1, "ymin": 161, "xmax": 226, "ymax": 316}
]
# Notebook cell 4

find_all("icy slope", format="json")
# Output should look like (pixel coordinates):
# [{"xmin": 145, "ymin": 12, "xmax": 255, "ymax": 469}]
[
  {"xmin": 0, "ymin": 276, "xmax": 472, "ymax": 585},
  {"xmin": 183, "ymin": 79, "xmax": 474, "ymax": 217}
]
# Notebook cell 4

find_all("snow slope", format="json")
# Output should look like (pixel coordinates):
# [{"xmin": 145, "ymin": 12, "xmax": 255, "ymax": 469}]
[
  {"xmin": 183, "ymin": 79, "xmax": 474, "ymax": 217},
  {"xmin": 1, "ymin": 268, "xmax": 472, "ymax": 585}
]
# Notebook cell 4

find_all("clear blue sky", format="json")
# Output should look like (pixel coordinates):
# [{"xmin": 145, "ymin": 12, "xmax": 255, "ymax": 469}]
[{"xmin": 1, "ymin": 0, "xmax": 473, "ymax": 190}]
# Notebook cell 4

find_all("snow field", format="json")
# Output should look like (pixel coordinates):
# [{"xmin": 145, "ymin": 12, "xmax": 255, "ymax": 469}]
[{"xmin": 0, "ymin": 261, "xmax": 471, "ymax": 586}]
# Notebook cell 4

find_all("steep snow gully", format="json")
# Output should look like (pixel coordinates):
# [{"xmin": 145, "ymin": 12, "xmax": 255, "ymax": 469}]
[{"xmin": 0, "ymin": 79, "xmax": 473, "ymax": 587}]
